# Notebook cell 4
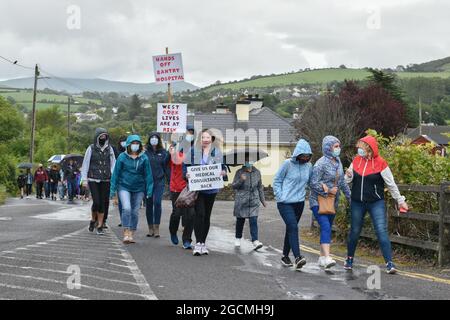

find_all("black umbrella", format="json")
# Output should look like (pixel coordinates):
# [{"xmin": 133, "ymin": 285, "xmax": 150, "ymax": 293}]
[
  {"xmin": 17, "ymin": 162, "xmax": 33, "ymax": 169},
  {"xmin": 223, "ymin": 147, "xmax": 269, "ymax": 167},
  {"xmin": 60, "ymin": 154, "xmax": 84, "ymax": 169}
]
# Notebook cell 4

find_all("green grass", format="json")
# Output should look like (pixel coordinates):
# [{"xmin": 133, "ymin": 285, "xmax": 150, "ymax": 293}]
[
  {"xmin": 0, "ymin": 185, "xmax": 7, "ymax": 205},
  {"xmin": 203, "ymin": 68, "xmax": 450, "ymax": 92},
  {"xmin": 16, "ymin": 102, "xmax": 84, "ymax": 111},
  {"xmin": 0, "ymin": 90, "xmax": 101, "ymax": 105}
]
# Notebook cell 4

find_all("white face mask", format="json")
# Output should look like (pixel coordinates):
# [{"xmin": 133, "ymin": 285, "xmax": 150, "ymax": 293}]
[
  {"xmin": 150, "ymin": 137, "xmax": 159, "ymax": 146},
  {"xmin": 185, "ymin": 134, "xmax": 194, "ymax": 142},
  {"xmin": 130, "ymin": 144, "xmax": 140, "ymax": 152},
  {"xmin": 120, "ymin": 141, "xmax": 126, "ymax": 148}
]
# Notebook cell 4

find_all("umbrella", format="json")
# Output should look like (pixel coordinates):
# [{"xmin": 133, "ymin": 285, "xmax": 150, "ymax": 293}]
[
  {"xmin": 60, "ymin": 154, "xmax": 84, "ymax": 169},
  {"xmin": 223, "ymin": 147, "xmax": 269, "ymax": 167},
  {"xmin": 48, "ymin": 154, "xmax": 65, "ymax": 164},
  {"xmin": 17, "ymin": 162, "xmax": 33, "ymax": 169}
]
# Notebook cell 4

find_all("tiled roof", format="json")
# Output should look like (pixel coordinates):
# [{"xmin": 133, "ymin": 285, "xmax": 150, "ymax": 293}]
[
  {"xmin": 407, "ymin": 125, "xmax": 450, "ymax": 145},
  {"xmin": 187, "ymin": 107, "xmax": 297, "ymax": 145}
]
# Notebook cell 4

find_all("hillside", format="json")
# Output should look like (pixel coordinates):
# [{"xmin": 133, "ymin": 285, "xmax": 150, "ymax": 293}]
[
  {"xmin": 202, "ymin": 67, "xmax": 450, "ymax": 92},
  {"xmin": 0, "ymin": 77, "xmax": 198, "ymax": 94},
  {"xmin": 406, "ymin": 56, "xmax": 450, "ymax": 72}
]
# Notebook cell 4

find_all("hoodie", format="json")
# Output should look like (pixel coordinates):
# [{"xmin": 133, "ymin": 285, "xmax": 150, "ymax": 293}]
[
  {"xmin": 81, "ymin": 128, "xmax": 116, "ymax": 182},
  {"xmin": 110, "ymin": 135, "xmax": 153, "ymax": 198},
  {"xmin": 146, "ymin": 132, "xmax": 170, "ymax": 184},
  {"xmin": 345, "ymin": 135, "xmax": 405, "ymax": 204},
  {"xmin": 273, "ymin": 139, "xmax": 313, "ymax": 204},
  {"xmin": 309, "ymin": 135, "xmax": 351, "ymax": 208}
]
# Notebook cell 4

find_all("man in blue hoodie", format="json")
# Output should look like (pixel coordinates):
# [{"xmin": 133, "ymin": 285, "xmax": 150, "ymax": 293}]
[{"xmin": 273, "ymin": 139, "xmax": 313, "ymax": 271}]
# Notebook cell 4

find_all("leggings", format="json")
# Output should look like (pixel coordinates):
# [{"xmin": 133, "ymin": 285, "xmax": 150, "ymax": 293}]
[
  {"xmin": 194, "ymin": 193, "xmax": 217, "ymax": 244},
  {"xmin": 89, "ymin": 181, "xmax": 110, "ymax": 214}
]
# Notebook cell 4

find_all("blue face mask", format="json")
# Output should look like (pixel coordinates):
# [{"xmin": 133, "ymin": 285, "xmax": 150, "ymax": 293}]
[
  {"xmin": 120, "ymin": 141, "xmax": 126, "ymax": 148},
  {"xmin": 130, "ymin": 144, "xmax": 140, "ymax": 152},
  {"xmin": 244, "ymin": 162, "xmax": 253, "ymax": 168},
  {"xmin": 357, "ymin": 148, "xmax": 366, "ymax": 157},
  {"xmin": 185, "ymin": 135, "xmax": 194, "ymax": 142},
  {"xmin": 332, "ymin": 147, "xmax": 341, "ymax": 157},
  {"xmin": 150, "ymin": 137, "xmax": 159, "ymax": 146}
]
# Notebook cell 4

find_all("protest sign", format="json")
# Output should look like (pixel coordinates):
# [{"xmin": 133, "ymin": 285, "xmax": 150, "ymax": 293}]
[
  {"xmin": 187, "ymin": 164, "xmax": 224, "ymax": 191},
  {"xmin": 152, "ymin": 53, "xmax": 184, "ymax": 84},
  {"xmin": 157, "ymin": 103, "xmax": 187, "ymax": 133}
]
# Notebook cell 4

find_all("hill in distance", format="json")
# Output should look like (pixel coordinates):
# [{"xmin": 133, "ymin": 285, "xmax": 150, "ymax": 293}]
[{"xmin": 0, "ymin": 77, "xmax": 198, "ymax": 94}]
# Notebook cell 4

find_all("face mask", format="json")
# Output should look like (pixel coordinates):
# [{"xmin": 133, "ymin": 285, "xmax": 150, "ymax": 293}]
[
  {"xmin": 357, "ymin": 148, "xmax": 366, "ymax": 157},
  {"xmin": 120, "ymin": 141, "xmax": 126, "ymax": 148},
  {"xmin": 99, "ymin": 137, "xmax": 107, "ymax": 146},
  {"xmin": 185, "ymin": 135, "xmax": 194, "ymax": 142},
  {"xmin": 332, "ymin": 147, "xmax": 341, "ymax": 157},
  {"xmin": 130, "ymin": 144, "xmax": 140, "ymax": 152},
  {"xmin": 150, "ymin": 137, "xmax": 159, "ymax": 146},
  {"xmin": 244, "ymin": 162, "xmax": 253, "ymax": 168}
]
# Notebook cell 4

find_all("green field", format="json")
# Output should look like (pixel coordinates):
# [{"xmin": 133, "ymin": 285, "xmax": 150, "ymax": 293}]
[
  {"xmin": 0, "ymin": 90, "xmax": 101, "ymax": 107},
  {"xmin": 203, "ymin": 68, "xmax": 450, "ymax": 92},
  {"xmin": 17, "ymin": 102, "xmax": 83, "ymax": 111}
]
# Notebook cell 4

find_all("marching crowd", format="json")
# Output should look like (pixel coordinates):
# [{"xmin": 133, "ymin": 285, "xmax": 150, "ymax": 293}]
[{"xmin": 17, "ymin": 126, "xmax": 409, "ymax": 275}]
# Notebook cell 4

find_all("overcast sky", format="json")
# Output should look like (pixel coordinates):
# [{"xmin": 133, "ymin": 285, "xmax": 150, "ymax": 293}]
[{"xmin": 0, "ymin": 0, "xmax": 449, "ymax": 87}]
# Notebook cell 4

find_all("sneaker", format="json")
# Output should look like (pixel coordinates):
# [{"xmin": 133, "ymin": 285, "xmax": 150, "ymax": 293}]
[
  {"xmin": 344, "ymin": 256, "xmax": 353, "ymax": 270},
  {"xmin": 88, "ymin": 221, "xmax": 96, "ymax": 232},
  {"xmin": 103, "ymin": 224, "xmax": 108, "ymax": 229},
  {"xmin": 170, "ymin": 234, "xmax": 179, "ymax": 245},
  {"xmin": 294, "ymin": 256, "xmax": 307, "ymax": 271},
  {"xmin": 318, "ymin": 256, "xmax": 326, "ymax": 267},
  {"xmin": 123, "ymin": 235, "xmax": 131, "ymax": 244},
  {"xmin": 201, "ymin": 243, "xmax": 209, "ymax": 255},
  {"xmin": 182, "ymin": 241, "xmax": 192, "ymax": 250},
  {"xmin": 281, "ymin": 256, "xmax": 293, "ymax": 267},
  {"xmin": 193, "ymin": 243, "xmax": 202, "ymax": 256},
  {"xmin": 96, "ymin": 227, "xmax": 105, "ymax": 235},
  {"xmin": 386, "ymin": 261, "xmax": 397, "ymax": 274},
  {"xmin": 252, "ymin": 240, "xmax": 263, "ymax": 250},
  {"xmin": 324, "ymin": 256, "xmax": 336, "ymax": 269},
  {"xmin": 118, "ymin": 223, "xmax": 122, "ymax": 227},
  {"xmin": 234, "ymin": 238, "xmax": 241, "ymax": 247}
]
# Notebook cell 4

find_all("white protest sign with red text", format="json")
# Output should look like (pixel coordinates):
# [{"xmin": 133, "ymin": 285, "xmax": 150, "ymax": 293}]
[
  {"xmin": 152, "ymin": 53, "xmax": 184, "ymax": 84},
  {"xmin": 157, "ymin": 103, "xmax": 187, "ymax": 133}
]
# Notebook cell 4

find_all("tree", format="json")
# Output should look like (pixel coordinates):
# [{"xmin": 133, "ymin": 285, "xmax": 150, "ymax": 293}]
[
  {"xmin": 0, "ymin": 97, "xmax": 25, "ymax": 142},
  {"xmin": 294, "ymin": 95, "xmax": 359, "ymax": 163},
  {"xmin": 128, "ymin": 94, "xmax": 141, "ymax": 120},
  {"xmin": 367, "ymin": 68, "xmax": 406, "ymax": 104}
]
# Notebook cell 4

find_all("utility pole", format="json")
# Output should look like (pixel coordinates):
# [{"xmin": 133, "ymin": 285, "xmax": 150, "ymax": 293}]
[
  {"xmin": 67, "ymin": 96, "xmax": 71, "ymax": 154},
  {"xmin": 419, "ymin": 96, "xmax": 422, "ymax": 136},
  {"xmin": 29, "ymin": 64, "xmax": 39, "ymax": 164}
]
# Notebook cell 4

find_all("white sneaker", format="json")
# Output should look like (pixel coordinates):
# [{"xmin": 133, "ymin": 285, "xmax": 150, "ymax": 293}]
[
  {"xmin": 234, "ymin": 238, "xmax": 241, "ymax": 247},
  {"xmin": 252, "ymin": 240, "xmax": 263, "ymax": 250},
  {"xmin": 324, "ymin": 256, "xmax": 336, "ymax": 269},
  {"xmin": 201, "ymin": 243, "xmax": 209, "ymax": 255},
  {"xmin": 193, "ymin": 243, "xmax": 202, "ymax": 256},
  {"xmin": 318, "ymin": 256, "xmax": 326, "ymax": 267}
]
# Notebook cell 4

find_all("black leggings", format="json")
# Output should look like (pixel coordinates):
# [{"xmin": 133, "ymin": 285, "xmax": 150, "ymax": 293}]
[
  {"xmin": 194, "ymin": 193, "xmax": 217, "ymax": 244},
  {"xmin": 89, "ymin": 181, "xmax": 110, "ymax": 214},
  {"xmin": 169, "ymin": 192, "xmax": 195, "ymax": 242}
]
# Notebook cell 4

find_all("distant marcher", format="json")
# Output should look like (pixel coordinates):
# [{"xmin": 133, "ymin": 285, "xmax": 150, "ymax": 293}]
[
  {"xmin": 232, "ymin": 154, "xmax": 266, "ymax": 250},
  {"xmin": 64, "ymin": 159, "xmax": 79, "ymax": 203},
  {"xmin": 48, "ymin": 164, "xmax": 61, "ymax": 201},
  {"xmin": 44, "ymin": 167, "xmax": 51, "ymax": 199},
  {"xmin": 344, "ymin": 135, "xmax": 409, "ymax": 274},
  {"xmin": 183, "ymin": 129, "xmax": 228, "ymax": 256},
  {"xmin": 110, "ymin": 135, "xmax": 153, "ymax": 244},
  {"xmin": 145, "ymin": 132, "xmax": 170, "ymax": 238},
  {"xmin": 168, "ymin": 126, "xmax": 196, "ymax": 249},
  {"xmin": 17, "ymin": 171, "xmax": 27, "ymax": 199},
  {"xmin": 34, "ymin": 164, "xmax": 48, "ymax": 199},
  {"xmin": 81, "ymin": 128, "xmax": 116, "ymax": 235},
  {"xmin": 25, "ymin": 170, "xmax": 33, "ymax": 197},
  {"xmin": 114, "ymin": 135, "xmax": 127, "ymax": 227},
  {"xmin": 273, "ymin": 139, "xmax": 312, "ymax": 271},
  {"xmin": 309, "ymin": 136, "xmax": 351, "ymax": 269}
]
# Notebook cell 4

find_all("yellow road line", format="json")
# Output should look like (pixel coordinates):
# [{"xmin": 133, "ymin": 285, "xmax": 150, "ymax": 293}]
[{"xmin": 300, "ymin": 244, "xmax": 450, "ymax": 286}]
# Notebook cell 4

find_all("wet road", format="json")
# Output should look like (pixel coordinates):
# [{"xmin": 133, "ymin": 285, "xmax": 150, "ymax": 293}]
[{"xmin": 0, "ymin": 197, "xmax": 449, "ymax": 300}]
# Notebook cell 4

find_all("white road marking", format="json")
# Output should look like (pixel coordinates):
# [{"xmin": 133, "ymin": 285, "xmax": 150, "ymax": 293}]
[
  {"xmin": 0, "ymin": 282, "xmax": 85, "ymax": 300},
  {"xmin": 0, "ymin": 217, "xmax": 12, "ymax": 221}
]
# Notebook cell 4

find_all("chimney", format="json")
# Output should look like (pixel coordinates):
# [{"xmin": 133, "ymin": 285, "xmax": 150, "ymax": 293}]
[{"xmin": 235, "ymin": 99, "xmax": 251, "ymax": 122}]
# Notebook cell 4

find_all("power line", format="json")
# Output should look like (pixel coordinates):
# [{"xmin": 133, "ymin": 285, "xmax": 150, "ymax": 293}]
[
  {"xmin": 39, "ymin": 67, "xmax": 90, "ymax": 93},
  {"xmin": 0, "ymin": 54, "xmax": 35, "ymax": 71}
]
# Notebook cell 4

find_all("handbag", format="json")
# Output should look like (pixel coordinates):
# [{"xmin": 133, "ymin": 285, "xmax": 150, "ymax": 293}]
[
  {"xmin": 175, "ymin": 186, "xmax": 198, "ymax": 208},
  {"xmin": 318, "ymin": 169, "xmax": 339, "ymax": 214}
]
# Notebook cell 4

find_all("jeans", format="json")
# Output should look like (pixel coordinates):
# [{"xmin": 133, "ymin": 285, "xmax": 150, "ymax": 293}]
[
  {"xmin": 194, "ymin": 193, "xmax": 217, "ymax": 243},
  {"xmin": 26, "ymin": 184, "xmax": 32, "ymax": 196},
  {"xmin": 235, "ymin": 216, "xmax": 259, "ymax": 242},
  {"xmin": 118, "ymin": 197, "xmax": 123, "ymax": 224},
  {"xmin": 119, "ymin": 190, "xmax": 145, "ymax": 231},
  {"xmin": 67, "ymin": 179, "xmax": 77, "ymax": 201},
  {"xmin": 277, "ymin": 202, "xmax": 304, "ymax": 258},
  {"xmin": 145, "ymin": 182, "xmax": 165, "ymax": 225},
  {"xmin": 311, "ymin": 206, "xmax": 335, "ymax": 244},
  {"xmin": 169, "ymin": 192, "xmax": 195, "ymax": 242},
  {"xmin": 347, "ymin": 199, "xmax": 392, "ymax": 263}
]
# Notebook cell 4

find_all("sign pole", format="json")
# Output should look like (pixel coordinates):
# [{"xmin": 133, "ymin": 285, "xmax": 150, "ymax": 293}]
[{"xmin": 166, "ymin": 47, "xmax": 172, "ymax": 103}]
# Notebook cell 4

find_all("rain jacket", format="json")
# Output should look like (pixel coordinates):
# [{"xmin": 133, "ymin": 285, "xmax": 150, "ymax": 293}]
[
  {"xmin": 345, "ymin": 135, "xmax": 405, "ymax": 204},
  {"xmin": 145, "ymin": 132, "xmax": 170, "ymax": 184},
  {"xmin": 273, "ymin": 139, "xmax": 312, "ymax": 204},
  {"xmin": 110, "ymin": 135, "xmax": 153, "ymax": 198},
  {"xmin": 309, "ymin": 135, "xmax": 351, "ymax": 208},
  {"xmin": 232, "ymin": 166, "xmax": 265, "ymax": 218}
]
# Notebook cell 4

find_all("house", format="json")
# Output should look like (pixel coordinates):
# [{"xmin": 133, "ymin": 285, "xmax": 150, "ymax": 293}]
[
  {"xmin": 187, "ymin": 94, "xmax": 298, "ymax": 186},
  {"xmin": 407, "ymin": 125, "xmax": 449, "ymax": 156}
]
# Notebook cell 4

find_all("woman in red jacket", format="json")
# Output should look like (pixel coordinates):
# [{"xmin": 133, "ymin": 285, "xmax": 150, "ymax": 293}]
[{"xmin": 34, "ymin": 164, "xmax": 48, "ymax": 199}]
